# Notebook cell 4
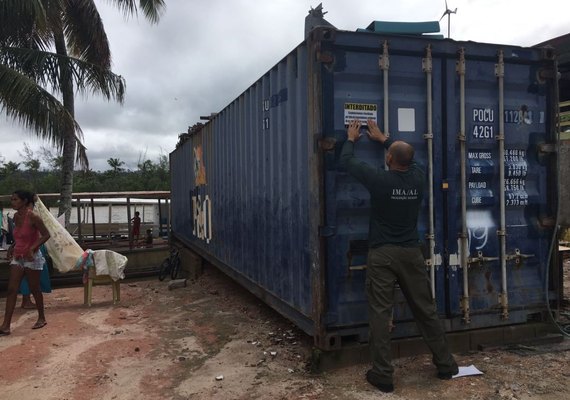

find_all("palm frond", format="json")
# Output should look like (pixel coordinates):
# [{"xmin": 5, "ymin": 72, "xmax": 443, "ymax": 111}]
[
  {"xmin": 138, "ymin": 0, "xmax": 166, "ymax": 24},
  {"xmin": 107, "ymin": 0, "xmax": 165, "ymax": 23},
  {"xmin": 106, "ymin": 0, "xmax": 137, "ymax": 18},
  {"xmin": 63, "ymin": 0, "xmax": 111, "ymax": 67},
  {"xmin": 0, "ymin": 63, "xmax": 88, "ymax": 167},
  {"xmin": 0, "ymin": 0, "xmax": 47, "ymax": 29},
  {"xmin": 1, "ymin": 46, "xmax": 125, "ymax": 103},
  {"xmin": 0, "ymin": 0, "xmax": 52, "ymax": 49}
]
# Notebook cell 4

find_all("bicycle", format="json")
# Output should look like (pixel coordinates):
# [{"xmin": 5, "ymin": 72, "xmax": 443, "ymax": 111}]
[{"xmin": 158, "ymin": 247, "xmax": 181, "ymax": 281}]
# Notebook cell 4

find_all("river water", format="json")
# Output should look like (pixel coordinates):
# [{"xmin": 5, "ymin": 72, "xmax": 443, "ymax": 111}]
[{"xmin": 47, "ymin": 204, "xmax": 159, "ymax": 224}]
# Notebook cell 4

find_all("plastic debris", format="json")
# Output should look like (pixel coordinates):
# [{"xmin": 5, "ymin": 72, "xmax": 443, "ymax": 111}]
[{"xmin": 168, "ymin": 279, "xmax": 188, "ymax": 290}]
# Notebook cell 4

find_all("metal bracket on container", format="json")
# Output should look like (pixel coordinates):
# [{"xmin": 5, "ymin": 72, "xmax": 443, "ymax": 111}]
[
  {"xmin": 456, "ymin": 48, "xmax": 466, "ymax": 76},
  {"xmin": 317, "ymin": 51, "xmax": 334, "ymax": 64},
  {"xmin": 423, "ymin": 133, "xmax": 434, "ymax": 140},
  {"xmin": 537, "ymin": 67, "xmax": 558, "ymax": 81},
  {"xmin": 348, "ymin": 264, "xmax": 367, "ymax": 274},
  {"xmin": 460, "ymin": 296, "xmax": 471, "ymax": 324},
  {"xmin": 424, "ymin": 233, "xmax": 435, "ymax": 267},
  {"xmin": 494, "ymin": 51, "xmax": 505, "ymax": 78},
  {"xmin": 313, "ymin": 27, "xmax": 336, "ymax": 42},
  {"xmin": 498, "ymin": 292, "xmax": 509, "ymax": 320},
  {"xmin": 538, "ymin": 216, "xmax": 556, "ymax": 228},
  {"xmin": 347, "ymin": 239, "xmax": 368, "ymax": 276},
  {"xmin": 318, "ymin": 225, "xmax": 336, "ymax": 238},
  {"xmin": 317, "ymin": 136, "xmax": 337, "ymax": 152},
  {"xmin": 540, "ymin": 46, "xmax": 556, "ymax": 61},
  {"xmin": 422, "ymin": 45, "xmax": 433, "ymax": 73},
  {"xmin": 379, "ymin": 41, "xmax": 390, "ymax": 71},
  {"xmin": 505, "ymin": 248, "xmax": 534, "ymax": 266},
  {"xmin": 538, "ymin": 143, "xmax": 557, "ymax": 154},
  {"xmin": 468, "ymin": 251, "xmax": 499, "ymax": 267}
]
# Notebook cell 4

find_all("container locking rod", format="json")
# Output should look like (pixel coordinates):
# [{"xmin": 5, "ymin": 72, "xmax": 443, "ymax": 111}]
[{"xmin": 457, "ymin": 48, "xmax": 470, "ymax": 324}]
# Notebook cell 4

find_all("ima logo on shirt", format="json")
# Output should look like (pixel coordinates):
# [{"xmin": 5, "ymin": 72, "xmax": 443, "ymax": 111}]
[{"xmin": 392, "ymin": 188, "xmax": 418, "ymax": 196}]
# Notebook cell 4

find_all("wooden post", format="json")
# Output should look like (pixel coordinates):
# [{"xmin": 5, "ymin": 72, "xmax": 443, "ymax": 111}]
[
  {"xmin": 76, "ymin": 197, "xmax": 83, "ymax": 243},
  {"xmin": 90, "ymin": 197, "xmax": 96, "ymax": 241},
  {"xmin": 126, "ymin": 197, "xmax": 132, "ymax": 249}
]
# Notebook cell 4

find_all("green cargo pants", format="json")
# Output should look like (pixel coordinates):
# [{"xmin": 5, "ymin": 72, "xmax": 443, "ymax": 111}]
[{"xmin": 366, "ymin": 245, "xmax": 458, "ymax": 384}]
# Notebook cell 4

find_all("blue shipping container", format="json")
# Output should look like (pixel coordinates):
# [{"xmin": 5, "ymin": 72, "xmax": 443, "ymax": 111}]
[{"xmin": 170, "ymin": 28, "xmax": 559, "ymax": 350}]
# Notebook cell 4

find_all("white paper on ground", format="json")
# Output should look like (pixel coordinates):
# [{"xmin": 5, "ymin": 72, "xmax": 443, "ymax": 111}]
[{"xmin": 453, "ymin": 365, "xmax": 484, "ymax": 378}]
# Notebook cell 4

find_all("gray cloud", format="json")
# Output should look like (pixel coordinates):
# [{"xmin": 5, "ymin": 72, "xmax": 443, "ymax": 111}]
[{"xmin": 1, "ymin": 0, "xmax": 568, "ymax": 171}]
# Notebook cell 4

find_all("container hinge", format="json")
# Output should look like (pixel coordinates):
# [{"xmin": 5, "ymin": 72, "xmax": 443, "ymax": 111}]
[
  {"xmin": 348, "ymin": 264, "xmax": 367, "ymax": 272},
  {"xmin": 467, "ymin": 251, "xmax": 499, "ymax": 267},
  {"xmin": 317, "ymin": 51, "xmax": 334, "ymax": 64},
  {"xmin": 318, "ymin": 225, "xmax": 336, "ymax": 237},
  {"xmin": 538, "ymin": 67, "xmax": 558, "ymax": 80},
  {"xmin": 456, "ymin": 47, "xmax": 466, "ymax": 76},
  {"xmin": 318, "ymin": 137, "xmax": 337, "ymax": 151},
  {"xmin": 538, "ymin": 143, "xmax": 557, "ymax": 154},
  {"xmin": 538, "ymin": 216, "xmax": 556, "ymax": 228},
  {"xmin": 505, "ymin": 248, "xmax": 534, "ymax": 266},
  {"xmin": 495, "ymin": 50, "xmax": 505, "ymax": 78},
  {"xmin": 540, "ymin": 46, "xmax": 556, "ymax": 61},
  {"xmin": 422, "ymin": 45, "xmax": 433, "ymax": 73},
  {"xmin": 347, "ymin": 240, "xmax": 368, "ymax": 275}
]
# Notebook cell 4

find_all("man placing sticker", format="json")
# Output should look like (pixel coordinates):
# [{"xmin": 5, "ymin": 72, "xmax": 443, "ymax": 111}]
[{"xmin": 340, "ymin": 119, "xmax": 458, "ymax": 393}]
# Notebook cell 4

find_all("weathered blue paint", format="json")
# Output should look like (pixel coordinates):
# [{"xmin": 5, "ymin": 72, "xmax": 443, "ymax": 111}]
[{"xmin": 170, "ymin": 28, "xmax": 558, "ymax": 349}]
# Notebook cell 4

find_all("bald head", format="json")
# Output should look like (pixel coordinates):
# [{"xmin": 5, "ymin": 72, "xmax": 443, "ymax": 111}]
[{"xmin": 388, "ymin": 141, "xmax": 415, "ymax": 169}]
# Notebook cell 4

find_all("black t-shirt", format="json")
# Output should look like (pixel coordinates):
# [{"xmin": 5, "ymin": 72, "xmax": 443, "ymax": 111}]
[{"xmin": 340, "ymin": 138, "xmax": 424, "ymax": 248}]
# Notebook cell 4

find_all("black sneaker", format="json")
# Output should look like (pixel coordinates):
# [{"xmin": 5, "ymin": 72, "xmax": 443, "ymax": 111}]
[
  {"xmin": 366, "ymin": 370, "xmax": 394, "ymax": 393},
  {"xmin": 437, "ymin": 371, "xmax": 454, "ymax": 380}
]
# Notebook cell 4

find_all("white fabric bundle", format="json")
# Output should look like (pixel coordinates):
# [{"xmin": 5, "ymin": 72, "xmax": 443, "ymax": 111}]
[
  {"xmin": 35, "ymin": 198, "xmax": 127, "ymax": 280},
  {"xmin": 35, "ymin": 198, "xmax": 84, "ymax": 273}
]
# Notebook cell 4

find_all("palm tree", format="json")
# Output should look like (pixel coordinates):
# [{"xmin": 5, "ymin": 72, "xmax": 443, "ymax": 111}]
[
  {"xmin": 2, "ymin": 161, "xmax": 21, "ymax": 175},
  {"xmin": 1, "ymin": 0, "xmax": 166, "ymax": 224},
  {"xmin": 107, "ymin": 157, "xmax": 125, "ymax": 173},
  {"xmin": 49, "ymin": 0, "xmax": 165, "ymax": 223}
]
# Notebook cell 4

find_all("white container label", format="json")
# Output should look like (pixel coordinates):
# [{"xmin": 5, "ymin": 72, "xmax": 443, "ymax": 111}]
[
  {"xmin": 397, "ymin": 108, "xmax": 416, "ymax": 132},
  {"xmin": 344, "ymin": 103, "xmax": 377, "ymax": 125}
]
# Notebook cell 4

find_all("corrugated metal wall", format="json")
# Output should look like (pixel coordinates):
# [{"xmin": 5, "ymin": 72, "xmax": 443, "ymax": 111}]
[{"xmin": 171, "ymin": 46, "xmax": 315, "ymax": 329}]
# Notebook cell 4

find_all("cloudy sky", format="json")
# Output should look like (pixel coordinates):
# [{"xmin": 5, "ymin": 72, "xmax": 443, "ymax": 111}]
[{"xmin": 0, "ymin": 0, "xmax": 568, "ymax": 171}]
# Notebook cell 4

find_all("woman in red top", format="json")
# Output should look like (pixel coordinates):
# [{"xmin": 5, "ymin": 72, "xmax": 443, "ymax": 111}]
[{"xmin": 0, "ymin": 190, "xmax": 50, "ymax": 335}]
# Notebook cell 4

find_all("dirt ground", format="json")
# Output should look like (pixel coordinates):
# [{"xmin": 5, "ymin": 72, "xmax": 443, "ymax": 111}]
[{"xmin": 0, "ymin": 259, "xmax": 569, "ymax": 400}]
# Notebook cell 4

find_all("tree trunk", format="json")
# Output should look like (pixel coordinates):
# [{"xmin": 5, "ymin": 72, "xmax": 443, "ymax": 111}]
[{"xmin": 54, "ymin": 28, "xmax": 76, "ymax": 226}]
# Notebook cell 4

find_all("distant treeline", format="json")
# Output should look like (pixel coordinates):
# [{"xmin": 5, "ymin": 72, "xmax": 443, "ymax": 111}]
[{"xmin": 0, "ymin": 148, "xmax": 169, "ymax": 206}]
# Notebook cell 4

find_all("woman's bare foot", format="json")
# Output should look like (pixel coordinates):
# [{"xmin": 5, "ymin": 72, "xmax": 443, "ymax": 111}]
[{"xmin": 31, "ymin": 320, "xmax": 47, "ymax": 330}]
